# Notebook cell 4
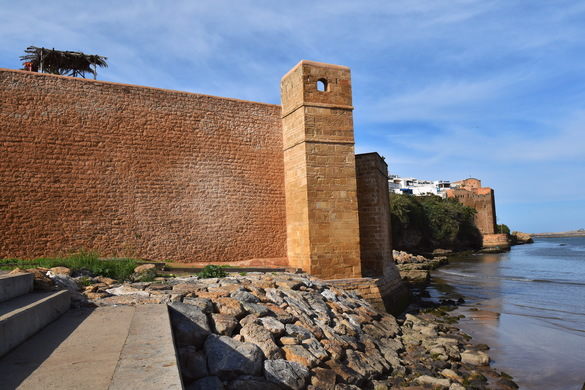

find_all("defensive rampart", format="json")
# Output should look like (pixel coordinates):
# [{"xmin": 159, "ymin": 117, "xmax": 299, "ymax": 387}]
[
  {"xmin": 0, "ymin": 69, "xmax": 287, "ymax": 264},
  {"xmin": 1, "ymin": 61, "xmax": 409, "ymax": 310}
]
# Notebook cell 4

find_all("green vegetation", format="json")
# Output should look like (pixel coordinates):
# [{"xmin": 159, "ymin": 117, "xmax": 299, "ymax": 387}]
[
  {"xmin": 0, "ymin": 251, "xmax": 137, "ymax": 280},
  {"xmin": 198, "ymin": 265, "xmax": 228, "ymax": 279},
  {"xmin": 390, "ymin": 193, "xmax": 482, "ymax": 251},
  {"xmin": 497, "ymin": 223, "xmax": 511, "ymax": 235}
]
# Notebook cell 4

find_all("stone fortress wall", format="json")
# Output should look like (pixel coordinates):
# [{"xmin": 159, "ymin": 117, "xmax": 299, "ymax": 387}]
[
  {"xmin": 447, "ymin": 178, "xmax": 508, "ymax": 248},
  {"xmin": 0, "ymin": 61, "xmax": 410, "ymax": 310},
  {"xmin": 0, "ymin": 68, "xmax": 288, "ymax": 265}
]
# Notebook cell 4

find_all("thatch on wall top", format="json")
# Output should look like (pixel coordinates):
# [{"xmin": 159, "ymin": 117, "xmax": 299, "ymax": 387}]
[{"xmin": 20, "ymin": 46, "xmax": 108, "ymax": 79}]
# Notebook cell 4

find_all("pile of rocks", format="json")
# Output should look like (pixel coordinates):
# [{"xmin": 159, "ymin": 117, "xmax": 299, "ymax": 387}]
[
  {"xmin": 90, "ymin": 272, "xmax": 405, "ymax": 389},
  {"xmin": 79, "ymin": 271, "xmax": 514, "ymax": 389},
  {"xmin": 10, "ymin": 264, "xmax": 517, "ymax": 389},
  {"xmin": 397, "ymin": 311, "xmax": 517, "ymax": 390},
  {"xmin": 393, "ymin": 251, "xmax": 448, "ymax": 285}
]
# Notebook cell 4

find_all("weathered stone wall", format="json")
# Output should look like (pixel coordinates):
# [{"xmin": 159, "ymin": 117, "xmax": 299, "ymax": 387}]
[
  {"xmin": 447, "ymin": 181, "xmax": 497, "ymax": 235},
  {"xmin": 281, "ymin": 61, "xmax": 361, "ymax": 279},
  {"xmin": 355, "ymin": 152, "xmax": 392, "ymax": 277},
  {"xmin": 0, "ymin": 69, "xmax": 287, "ymax": 263},
  {"xmin": 482, "ymin": 233, "xmax": 510, "ymax": 248}
]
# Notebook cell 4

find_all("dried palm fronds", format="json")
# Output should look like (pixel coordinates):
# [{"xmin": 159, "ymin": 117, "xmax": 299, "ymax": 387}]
[{"xmin": 20, "ymin": 46, "xmax": 108, "ymax": 79}]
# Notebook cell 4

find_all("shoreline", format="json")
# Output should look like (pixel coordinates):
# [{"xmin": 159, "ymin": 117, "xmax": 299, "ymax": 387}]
[{"xmin": 394, "ymin": 250, "xmax": 520, "ymax": 389}]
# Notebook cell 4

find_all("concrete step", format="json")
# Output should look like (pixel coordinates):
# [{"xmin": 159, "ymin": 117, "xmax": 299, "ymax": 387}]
[
  {"xmin": 110, "ymin": 304, "xmax": 183, "ymax": 390},
  {"xmin": 0, "ymin": 272, "xmax": 34, "ymax": 303},
  {"xmin": 0, "ymin": 290, "xmax": 70, "ymax": 357},
  {"xmin": 0, "ymin": 304, "xmax": 183, "ymax": 390}
]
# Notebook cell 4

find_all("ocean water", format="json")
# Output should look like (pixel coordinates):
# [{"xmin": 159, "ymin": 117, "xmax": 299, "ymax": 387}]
[{"xmin": 428, "ymin": 237, "xmax": 585, "ymax": 390}]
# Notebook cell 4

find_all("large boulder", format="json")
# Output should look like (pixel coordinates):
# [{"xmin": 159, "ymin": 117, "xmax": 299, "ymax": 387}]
[
  {"xmin": 169, "ymin": 302, "xmax": 211, "ymax": 347},
  {"xmin": 204, "ymin": 335, "xmax": 263, "ymax": 379},
  {"xmin": 264, "ymin": 359, "xmax": 309, "ymax": 390}
]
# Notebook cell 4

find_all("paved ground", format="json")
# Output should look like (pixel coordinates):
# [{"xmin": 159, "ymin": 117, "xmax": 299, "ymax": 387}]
[{"xmin": 0, "ymin": 306, "xmax": 134, "ymax": 389}]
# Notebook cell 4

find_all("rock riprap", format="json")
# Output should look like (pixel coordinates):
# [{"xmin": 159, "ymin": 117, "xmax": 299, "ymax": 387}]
[{"xmin": 78, "ymin": 271, "xmax": 516, "ymax": 389}]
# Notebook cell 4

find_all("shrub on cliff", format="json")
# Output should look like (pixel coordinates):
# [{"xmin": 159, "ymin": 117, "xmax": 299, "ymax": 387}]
[
  {"xmin": 497, "ymin": 224, "xmax": 511, "ymax": 235},
  {"xmin": 390, "ymin": 194, "xmax": 482, "ymax": 252}
]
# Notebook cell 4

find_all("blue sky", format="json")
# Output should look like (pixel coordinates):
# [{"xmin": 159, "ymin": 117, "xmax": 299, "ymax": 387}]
[{"xmin": 1, "ymin": 1, "xmax": 584, "ymax": 233}]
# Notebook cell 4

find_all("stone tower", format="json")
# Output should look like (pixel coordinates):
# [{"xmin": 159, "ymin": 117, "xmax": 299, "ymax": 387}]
[{"xmin": 280, "ymin": 60, "xmax": 362, "ymax": 279}]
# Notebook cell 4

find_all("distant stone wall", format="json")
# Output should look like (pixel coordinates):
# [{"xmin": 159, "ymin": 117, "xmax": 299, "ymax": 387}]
[
  {"xmin": 0, "ymin": 69, "xmax": 287, "ymax": 263},
  {"xmin": 447, "ymin": 180, "xmax": 497, "ymax": 235}
]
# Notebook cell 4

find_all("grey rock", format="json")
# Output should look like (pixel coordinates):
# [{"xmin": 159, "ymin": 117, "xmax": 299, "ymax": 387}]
[
  {"xmin": 188, "ymin": 376, "xmax": 224, "ymax": 390},
  {"xmin": 231, "ymin": 289, "xmax": 260, "ymax": 303},
  {"xmin": 183, "ymin": 297, "xmax": 214, "ymax": 314},
  {"xmin": 240, "ymin": 313, "xmax": 260, "ymax": 327},
  {"xmin": 285, "ymin": 324, "xmax": 313, "ymax": 341},
  {"xmin": 211, "ymin": 313, "xmax": 239, "ymax": 336},
  {"xmin": 242, "ymin": 302, "xmax": 270, "ymax": 316},
  {"xmin": 320, "ymin": 288, "xmax": 338, "ymax": 302},
  {"xmin": 204, "ymin": 335, "xmax": 263, "ymax": 379},
  {"xmin": 264, "ymin": 359, "xmax": 309, "ymax": 390},
  {"xmin": 265, "ymin": 288, "xmax": 285, "ymax": 305},
  {"xmin": 461, "ymin": 350, "xmax": 490, "ymax": 366},
  {"xmin": 178, "ymin": 346, "xmax": 208, "ymax": 381},
  {"xmin": 169, "ymin": 302, "xmax": 211, "ymax": 347},
  {"xmin": 346, "ymin": 349, "xmax": 382, "ymax": 378},
  {"xmin": 415, "ymin": 375, "xmax": 450, "ymax": 389},
  {"xmin": 301, "ymin": 338, "xmax": 328, "ymax": 361},
  {"xmin": 240, "ymin": 323, "xmax": 283, "ymax": 359},
  {"xmin": 259, "ymin": 317, "xmax": 285, "ymax": 336}
]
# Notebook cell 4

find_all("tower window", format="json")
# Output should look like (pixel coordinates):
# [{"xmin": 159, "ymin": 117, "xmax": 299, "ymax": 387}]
[{"xmin": 316, "ymin": 79, "xmax": 328, "ymax": 92}]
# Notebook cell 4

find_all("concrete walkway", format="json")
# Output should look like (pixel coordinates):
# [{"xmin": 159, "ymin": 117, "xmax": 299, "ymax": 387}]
[{"xmin": 0, "ymin": 305, "xmax": 182, "ymax": 390}]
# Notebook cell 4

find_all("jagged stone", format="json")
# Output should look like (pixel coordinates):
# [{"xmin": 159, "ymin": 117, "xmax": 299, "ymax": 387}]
[
  {"xmin": 211, "ymin": 313, "xmax": 238, "ymax": 336},
  {"xmin": 240, "ymin": 323, "xmax": 283, "ymax": 359},
  {"xmin": 264, "ymin": 359, "xmax": 309, "ymax": 390},
  {"xmin": 260, "ymin": 316, "xmax": 285, "ymax": 336},
  {"xmin": 105, "ymin": 285, "xmax": 149, "ymax": 296},
  {"xmin": 172, "ymin": 283, "xmax": 207, "ymax": 295},
  {"xmin": 240, "ymin": 313, "xmax": 260, "ymax": 327},
  {"xmin": 302, "ymin": 338, "xmax": 328, "ymax": 361},
  {"xmin": 204, "ymin": 335, "xmax": 263, "ymax": 379},
  {"xmin": 320, "ymin": 288, "xmax": 338, "ymax": 302},
  {"xmin": 169, "ymin": 302, "xmax": 211, "ymax": 347},
  {"xmin": 184, "ymin": 297, "xmax": 214, "ymax": 313},
  {"xmin": 242, "ymin": 302, "xmax": 270, "ymax": 316},
  {"xmin": 265, "ymin": 288, "xmax": 285, "ymax": 305},
  {"xmin": 279, "ymin": 336, "xmax": 298, "ymax": 345},
  {"xmin": 215, "ymin": 297, "xmax": 247, "ymax": 318},
  {"xmin": 311, "ymin": 367, "xmax": 337, "ymax": 390},
  {"xmin": 324, "ymin": 360, "xmax": 363, "ymax": 386},
  {"xmin": 320, "ymin": 339, "xmax": 345, "ymax": 361},
  {"xmin": 283, "ymin": 344, "xmax": 319, "ymax": 367},
  {"xmin": 264, "ymin": 303, "xmax": 296, "ymax": 324},
  {"xmin": 285, "ymin": 323, "xmax": 313, "ymax": 341},
  {"xmin": 231, "ymin": 289, "xmax": 260, "ymax": 303},
  {"xmin": 346, "ymin": 349, "xmax": 383, "ymax": 379}
]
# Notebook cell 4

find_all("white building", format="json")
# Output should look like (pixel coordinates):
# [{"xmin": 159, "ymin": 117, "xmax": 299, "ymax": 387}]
[{"xmin": 388, "ymin": 175, "xmax": 452, "ymax": 197}]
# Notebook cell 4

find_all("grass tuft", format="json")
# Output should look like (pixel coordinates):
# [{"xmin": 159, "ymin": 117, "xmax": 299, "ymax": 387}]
[{"xmin": 0, "ymin": 251, "xmax": 138, "ymax": 280}]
